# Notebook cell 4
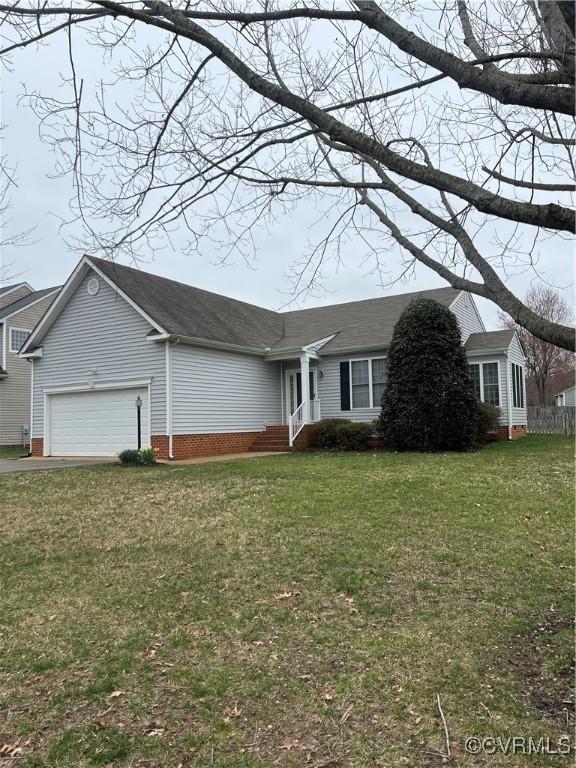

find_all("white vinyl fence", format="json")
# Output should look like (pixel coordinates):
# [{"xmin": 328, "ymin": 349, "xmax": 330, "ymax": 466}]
[{"xmin": 527, "ymin": 406, "xmax": 575, "ymax": 436}]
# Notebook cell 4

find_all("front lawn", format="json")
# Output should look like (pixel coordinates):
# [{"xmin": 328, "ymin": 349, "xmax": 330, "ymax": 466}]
[{"xmin": 0, "ymin": 437, "xmax": 573, "ymax": 767}]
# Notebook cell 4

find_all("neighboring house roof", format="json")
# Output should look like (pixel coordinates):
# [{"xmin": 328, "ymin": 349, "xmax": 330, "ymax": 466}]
[
  {"xmin": 91, "ymin": 257, "xmax": 460, "ymax": 353},
  {"xmin": 0, "ymin": 282, "xmax": 32, "ymax": 297},
  {"xmin": 464, "ymin": 329, "xmax": 516, "ymax": 354},
  {"xmin": 554, "ymin": 384, "xmax": 576, "ymax": 396},
  {"xmin": 0, "ymin": 286, "xmax": 61, "ymax": 321}
]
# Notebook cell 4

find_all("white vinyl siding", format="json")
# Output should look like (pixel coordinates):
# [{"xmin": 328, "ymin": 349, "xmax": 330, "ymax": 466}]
[
  {"xmin": 507, "ymin": 334, "xmax": 527, "ymax": 426},
  {"xmin": 32, "ymin": 271, "xmax": 165, "ymax": 439},
  {"xmin": 171, "ymin": 344, "xmax": 281, "ymax": 434},
  {"xmin": 450, "ymin": 292, "xmax": 485, "ymax": 343}
]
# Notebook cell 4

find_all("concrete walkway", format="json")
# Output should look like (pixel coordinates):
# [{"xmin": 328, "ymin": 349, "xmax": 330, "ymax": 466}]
[
  {"xmin": 163, "ymin": 451, "xmax": 288, "ymax": 465},
  {"xmin": 0, "ymin": 457, "xmax": 116, "ymax": 474},
  {"xmin": 0, "ymin": 451, "xmax": 286, "ymax": 474}
]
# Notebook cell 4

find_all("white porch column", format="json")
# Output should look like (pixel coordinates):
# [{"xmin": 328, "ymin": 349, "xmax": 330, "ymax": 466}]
[{"xmin": 300, "ymin": 352, "xmax": 310, "ymax": 423}]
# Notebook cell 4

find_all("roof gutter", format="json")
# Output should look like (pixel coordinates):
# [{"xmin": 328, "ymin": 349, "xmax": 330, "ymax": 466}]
[
  {"xmin": 148, "ymin": 332, "xmax": 267, "ymax": 357},
  {"xmin": 465, "ymin": 347, "xmax": 510, "ymax": 357}
]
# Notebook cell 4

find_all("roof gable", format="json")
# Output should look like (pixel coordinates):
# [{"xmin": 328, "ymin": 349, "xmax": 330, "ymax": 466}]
[
  {"xmin": 91, "ymin": 257, "xmax": 284, "ymax": 349},
  {"xmin": 0, "ymin": 287, "xmax": 61, "ymax": 321},
  {"xmin": 0, "ymin": 282, "xmax": 32, "ymax": 296},
  {"xmin": 0, "ymin": 282, "xmax": 33, "ymax": 311}
]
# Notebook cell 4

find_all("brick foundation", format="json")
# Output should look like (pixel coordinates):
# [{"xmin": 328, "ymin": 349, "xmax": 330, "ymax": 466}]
[
  {"xmin": 152, "ymin": 431, "xmax": 260, "ymax": 460},
  {"xmin": 31, "ymin": 438, "xmax": 44, "ymax": 456},
  {"xmin": 292, "ymin": 424, "xmax": 313, "ymax": 450},
  {"xmin": 150, "ymin": 435, "xmax": 169, "ymax": 460},
  {"xmin": 498, "ymin": 425, "xmax": 527, "ymax": 440}
]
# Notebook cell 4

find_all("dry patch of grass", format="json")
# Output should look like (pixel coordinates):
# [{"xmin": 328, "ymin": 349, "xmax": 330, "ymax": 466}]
[{"xmin": 0, "ymin": 436, "xmax": 573, "ymax": 767}]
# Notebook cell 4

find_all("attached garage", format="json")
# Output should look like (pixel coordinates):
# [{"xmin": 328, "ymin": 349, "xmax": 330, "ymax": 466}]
[{"xmin": 45, "ymin": 385, "xmax": 150, "ymax": 456}]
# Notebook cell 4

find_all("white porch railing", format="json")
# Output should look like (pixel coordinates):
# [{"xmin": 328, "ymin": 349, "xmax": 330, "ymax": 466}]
[{"xmin": 289, "ymin": 399, "xmax": 321, "ymax": 446}]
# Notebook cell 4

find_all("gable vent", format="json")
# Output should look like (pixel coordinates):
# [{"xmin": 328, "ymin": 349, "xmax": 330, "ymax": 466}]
[{"xmin": 87, "ymin": 277, "xmax": 100, "ymax": 296}]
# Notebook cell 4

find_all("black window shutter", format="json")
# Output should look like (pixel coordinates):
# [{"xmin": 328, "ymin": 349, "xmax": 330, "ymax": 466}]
[{"xmin": 340, "ymin": 362, "xmax": 350, "ymax": 410}]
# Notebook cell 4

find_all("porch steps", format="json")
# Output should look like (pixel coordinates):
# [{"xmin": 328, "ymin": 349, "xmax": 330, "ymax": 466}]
[{"xmin": 250, "ymin": 425, "xmax": 291, "ymax": 452}]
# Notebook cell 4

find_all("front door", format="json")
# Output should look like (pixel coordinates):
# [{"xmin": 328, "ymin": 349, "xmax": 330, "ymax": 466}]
[{"xmin": 286, "ymin": 368, "xmax": 317, "ymax": 420}]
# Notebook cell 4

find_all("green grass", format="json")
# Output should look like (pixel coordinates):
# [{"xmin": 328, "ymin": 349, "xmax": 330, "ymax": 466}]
[
  {"xmin": 0, "ymin": 436, "xmax": 573, "ymax": 767},
  {"xmin": 0, "ymin": 447, "xmax": 28, "ymax": 458}
]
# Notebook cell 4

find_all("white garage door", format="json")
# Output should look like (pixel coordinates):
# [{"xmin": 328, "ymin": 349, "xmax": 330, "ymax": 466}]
[{"xmin": 48, "ymin": 387, "xmax": 150, "ymax": 456}]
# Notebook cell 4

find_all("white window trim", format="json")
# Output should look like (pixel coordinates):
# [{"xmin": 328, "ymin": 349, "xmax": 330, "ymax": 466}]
[
  {"xmin": 511, "ymin": 362, "xmax": 525, "ymax": 409},
  {"xmin": 469, "ymin": 359, "xmax": 501, "ymax": 406},
  {"xmin": 9, "ymin": 326, "xmax": 32, "ymax": 353},
  {"xmin": 349, "ymin": 356, "xmax": 386, "ymax": 410}
]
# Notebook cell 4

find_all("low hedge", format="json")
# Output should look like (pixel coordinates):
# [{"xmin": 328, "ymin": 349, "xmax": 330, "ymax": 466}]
[{"xmin": 309, "ymin": 418, "xmax": 373, "ymax": 451}]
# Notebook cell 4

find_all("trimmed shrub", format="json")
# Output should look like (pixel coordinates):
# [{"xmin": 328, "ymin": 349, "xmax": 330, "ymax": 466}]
[
  {"xmin": 138, "ymin": 447, "xmax": 157, "ymax": 465},
  {"xmin": 119, "ymin": 448, "xmax": 140, "ymax": 464},
  {"xmin": 309, "ymin": 418, "xmax": 351, "ymax": 449},
  {"xmin": 476, "ymin": 401, "xmax": 500, "ymax": 443},
  {"xmin": 335, "ymin": 422, "xmax": 374, "ymax": 451},
  {"xmin": 377, "ymin": 298, "xmax": 479, "ymax": 451},
  {"xmin": 118, "ymin": 447, "xmax": 158, "ymax": 465},
  {"xmin": 309, "ymin": 419, "xmax": 373, "ymax": 451}
]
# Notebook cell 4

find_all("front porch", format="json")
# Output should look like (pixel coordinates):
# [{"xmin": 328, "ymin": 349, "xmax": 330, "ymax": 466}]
[{"xmin": 278, "ymin": 353, "xmax": 322, "ymax": 447}]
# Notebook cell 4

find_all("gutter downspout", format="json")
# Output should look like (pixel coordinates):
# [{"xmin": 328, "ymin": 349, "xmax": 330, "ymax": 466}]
[
  {"xmin": 505, "ymin": 351, "xmax": 512, "ymax": 440},
  {"xmin": 165, "ymin": 340, "xmax": 174, "ymax": 460},
  {"xmin": 28, "ymin": 357, "xmax": 34, "ymax": 456}
]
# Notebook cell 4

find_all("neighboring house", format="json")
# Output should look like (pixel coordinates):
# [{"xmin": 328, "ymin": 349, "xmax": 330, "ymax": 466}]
[
  {"xmin": 0, "ymin": 282, "xmax": 61, "ymax": 448},
  {"xmin": 553, "ymin": 385, "xmax": 576, "ymax": 407},
  {"xmin": 20, "ymin": 256, "xmax": 527, "ymax": 459}
]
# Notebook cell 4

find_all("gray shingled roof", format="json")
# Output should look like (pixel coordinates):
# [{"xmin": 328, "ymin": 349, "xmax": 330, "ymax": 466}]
[
  {"xmin": 280, "ymin": 287, "xmax": 460, "ymax": 353},
  {"xmin": 92, "ymin": 258, "xmax": 284, "ymax": 348},
  {"xmin": 464, "ymin": 329, "xmax": 515, "ymax": 353},
  {"xmin": 90, "ymin": 257, "xmax": 461, "ymax": 354},
  {"xmin": 0, "ymin": 286, "xmax": 61, "ymax": 321},
  {"xmin": 0, "ymin": 283, "xmax": 25, "ymax": 297}
]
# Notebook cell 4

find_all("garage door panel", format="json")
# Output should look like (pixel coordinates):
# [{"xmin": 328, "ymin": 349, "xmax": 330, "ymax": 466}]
[{"xmin": 48, "ymin": 387, "xmax": 150, "ymax": 456}]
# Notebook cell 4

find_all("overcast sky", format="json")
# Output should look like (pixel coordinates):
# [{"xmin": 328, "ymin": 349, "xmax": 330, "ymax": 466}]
[{"xmin": 1, "ymin": 13, "xmax": 573, "ymax": 330}]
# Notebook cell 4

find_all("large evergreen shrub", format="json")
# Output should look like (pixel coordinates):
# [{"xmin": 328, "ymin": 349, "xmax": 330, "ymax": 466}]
[{"xmin": 377, "ymin": 298, "xmax": 479, "ymax": 451}]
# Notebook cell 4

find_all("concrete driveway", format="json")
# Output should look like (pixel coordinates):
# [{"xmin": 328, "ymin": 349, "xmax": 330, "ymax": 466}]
[{"xmin": 0, "ymin": 457, "xmax": 116, "ymax": 474}]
